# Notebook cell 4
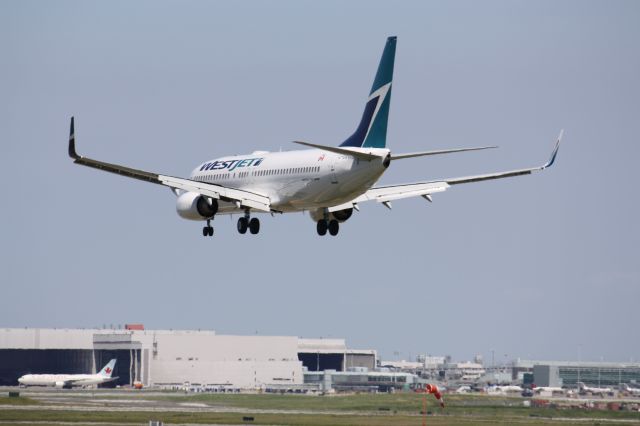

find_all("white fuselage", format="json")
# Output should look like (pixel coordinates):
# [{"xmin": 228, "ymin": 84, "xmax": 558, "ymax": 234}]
[
  {"xmin": 487, "ymin": 385, "xmax": 523, "ymax": 394},
  {"xmin": 580, "ymin": 384, "xmax": 613, "ymax": 395},
  {"xmin": 623, "ymin": 385, "xmax": 640, "ymax": 395},
  {"xmin": 188, "ymin": 147, "xmax": 389, "ymax": 214},
  {"xmin": 534, "ymin": 387, "xmax": 565, "ymax": 395},
  {"xmin": 17, "ymin": 373, "xmax": 112, "ymax": 387}
]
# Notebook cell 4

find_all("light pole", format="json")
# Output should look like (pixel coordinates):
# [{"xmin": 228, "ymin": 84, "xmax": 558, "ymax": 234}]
[{"xmin": 577, "ymin": 344, "xmax": 582, "ymax": 387}]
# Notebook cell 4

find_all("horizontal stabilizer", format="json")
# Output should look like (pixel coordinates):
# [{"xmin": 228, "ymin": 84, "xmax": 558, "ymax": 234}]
[
  {"xmin": 391, "ymin": 145, "xmax": 497, "ymax": 160},
  {"xmin": 293, "ymin": 141, "xmax": 383, "ymax": 160}
]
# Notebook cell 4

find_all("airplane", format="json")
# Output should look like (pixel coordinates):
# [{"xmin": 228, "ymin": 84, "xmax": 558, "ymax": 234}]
[
  {"xmin": 68, "ymin": 36, "xmax": 562, "ymax": 237},
  {"xmin": 455, "ymin": 385, "xmax": 472, "ymax": 394},
  {"xmin": 532, "ymin": 386, "xmax": 565, "ymax": 396},
  {"xmin": 17, "ymin": 359, "xmax": 118, "ymax": 389},
  {"xmin": 577, "ymin": 381, "xmax": 614, "ymax": 396},
  {"xmin": 486, "ymin": 385, "xmax": 523, "ymax": 395},
  {"xmin": 621, "ymin": 383, "xmax": 640, "ymax": 396}
]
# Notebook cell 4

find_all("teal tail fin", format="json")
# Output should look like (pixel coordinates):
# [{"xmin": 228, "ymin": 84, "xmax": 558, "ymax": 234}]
[{"xmin": 340, "ymin": 36, "xmax": 396, "ymax": 149}]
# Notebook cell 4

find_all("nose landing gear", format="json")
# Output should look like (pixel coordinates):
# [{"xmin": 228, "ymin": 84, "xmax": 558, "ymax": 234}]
[{"xmin": 202, "ymin": 218, "xmax": 214, "ymax": 237}]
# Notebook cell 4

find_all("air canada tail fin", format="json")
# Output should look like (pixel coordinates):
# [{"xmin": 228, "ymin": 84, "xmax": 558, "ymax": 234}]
[
  {"xmin": 340, "ymin": 36, "xmax": 396, "ymax": 149},
  {"xmin": 98, "ymin": 359, "xmax": 117, "ymax": 377}
]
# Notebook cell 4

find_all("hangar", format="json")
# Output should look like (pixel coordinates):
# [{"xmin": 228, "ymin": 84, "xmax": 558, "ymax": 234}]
[{"xmin": 0, "ymin": 327, "xmax": 375, "ymax": 388}]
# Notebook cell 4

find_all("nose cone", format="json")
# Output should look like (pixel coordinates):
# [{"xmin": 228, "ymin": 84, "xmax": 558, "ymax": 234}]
[{"xmin": 17, "ymin": 377, "xmax": 24, "ymax": 384}]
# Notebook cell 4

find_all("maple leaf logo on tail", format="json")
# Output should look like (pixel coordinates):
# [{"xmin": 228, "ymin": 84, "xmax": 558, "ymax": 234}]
[{"xmin": 99, "ymin": 359, "xmax": 117, "ymax": 377}]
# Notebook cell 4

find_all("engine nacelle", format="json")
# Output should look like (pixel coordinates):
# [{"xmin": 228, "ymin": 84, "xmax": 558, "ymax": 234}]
[
  {"xmin": 55, "ymin": 381, "xmax": 68, "ymax": 389},
  {"xmin": 309, "ymin": 208, "xmax": 353, "ymax": 223},
  {"xmin": 332, "ymin": 208, "xmax": 354, "ymax": 222},
  {"xmin": 176, "ymin": 192, "xmax": 218, "ymax": 221}
]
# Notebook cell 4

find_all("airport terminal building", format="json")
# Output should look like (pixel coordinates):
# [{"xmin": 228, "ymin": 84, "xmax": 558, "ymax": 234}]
[
  {"xmin": 0, "ymin": 328, "xmax": 376, "ymax": 388},
  {"xmin": 513, "ymin": 359, "xmax": 640, "ymax": 388}
]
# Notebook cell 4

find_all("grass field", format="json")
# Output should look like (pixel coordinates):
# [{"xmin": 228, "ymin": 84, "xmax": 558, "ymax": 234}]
[
  {"xmin": 0, "ymin": 396, "xmax": 39, "ymax": 406},
  {"xmin": 0, "ymin": 392, "xmax": 638, "ymax": 425}
]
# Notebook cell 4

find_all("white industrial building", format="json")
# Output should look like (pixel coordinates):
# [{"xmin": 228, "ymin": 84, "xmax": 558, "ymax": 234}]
[
  {"xmin": 443, "ymin": 361, "xmax": 486, "ymax": 382},
  {"xmin": 0, "ymin": 328, "xmax": 376, "ymax": 389}
]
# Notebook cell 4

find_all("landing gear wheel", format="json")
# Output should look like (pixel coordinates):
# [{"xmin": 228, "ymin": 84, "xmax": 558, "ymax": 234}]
[
  {"xmin": 249, "ymin": 217, "xmax": 260, "ymax": 234},
  {"xmin": 203, "ymin": 219, "xmax": 214, "ymax": 237},
  {"xmin": 317, "ymin": 220, "xmax": 328, "ymax": 236},
  {"xmin": 237, "ymin": 217, "xmax": 248, "ymax": 234},
  {"xmin": 328, "ymin": 220, "xmax": 339, "ymax": 236}
]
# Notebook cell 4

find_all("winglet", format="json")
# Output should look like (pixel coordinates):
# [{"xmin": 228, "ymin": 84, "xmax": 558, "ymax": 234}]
[
  {"xmin": 543, "ymin": 129, "xmax": 563, "ymax": 169},
  {"xmin": 68, "ymin": 116, "xmax": 80, "ymax": 159}
]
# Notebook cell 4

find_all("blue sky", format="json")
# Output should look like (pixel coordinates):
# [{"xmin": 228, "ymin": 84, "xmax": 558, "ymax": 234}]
[{"xmin": 2, "ymin": 0, "xmax": 639, "ymax": 363}]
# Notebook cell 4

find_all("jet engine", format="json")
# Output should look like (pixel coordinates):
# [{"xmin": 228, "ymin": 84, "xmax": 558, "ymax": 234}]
[
  {"xmin": 309, "ymin": 207, "xmax": 353, "ymax": 223},
  {"xmin": 54, "ymin": 381, "xmax": 71, "ymax": 389},
  {"xmin": 176, "ymin": 192, "xmax": 218, "ymax": 220}
]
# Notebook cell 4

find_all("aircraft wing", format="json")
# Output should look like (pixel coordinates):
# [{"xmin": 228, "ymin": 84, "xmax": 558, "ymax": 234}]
[
  {"xmin": 328, "ymin": 131, "xmax": 562, "ymax": 212},
  {"xmin": 68, "ymin": 117, "xmax": 271, "ymax": 212}
]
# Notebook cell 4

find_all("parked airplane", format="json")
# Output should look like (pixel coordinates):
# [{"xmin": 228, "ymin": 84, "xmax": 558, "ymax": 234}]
[
  {"xmin": 17, "ymin": 359, "xmax": 118, "ymax": 389},
  {"xmin": 486, "ymin": 385, "xmax": 523, "ymax": 395},
  {"xmin": 621, "ymin": 383, "xmax": 640, "ymax": 396},
  {"xmin": 455, "ymin": 385, "xmax": 472, "ymax": 394},
  {"xmin": 578, "ymin": 382, "xmax": 614, "ymax": 396},
  {"xmin": 68, "ymin": 36, "xmax": 562, "ymax": 237},
  {"xmin": 533, "ymin": 386, "xmax": 565, "ymax": 396}
]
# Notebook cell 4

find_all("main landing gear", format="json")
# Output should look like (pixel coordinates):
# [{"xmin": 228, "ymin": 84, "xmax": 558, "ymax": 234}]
[
  {"xmin": 237, "ymin": 211, "xmax": 260, "ymax": 235},
  {"xmin": 202, "ymin": 218, "xmax": 214, "ymax": 237},
  {"xmin": 317, "ymin": 219, "xmax": 339, "ymax": 236}
]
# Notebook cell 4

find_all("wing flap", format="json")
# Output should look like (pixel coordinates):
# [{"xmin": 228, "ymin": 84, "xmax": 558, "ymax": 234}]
[
  {"xmin": 358, "ymin": 182, "xmax": 449, "ymax": 203},
  {"xmin": 158, "ymin": 175, "xmax": 271, "ymax": 212},
  {"xmin": 328, "ymin": 182, "xmax": 448, "ymax": 211}
]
